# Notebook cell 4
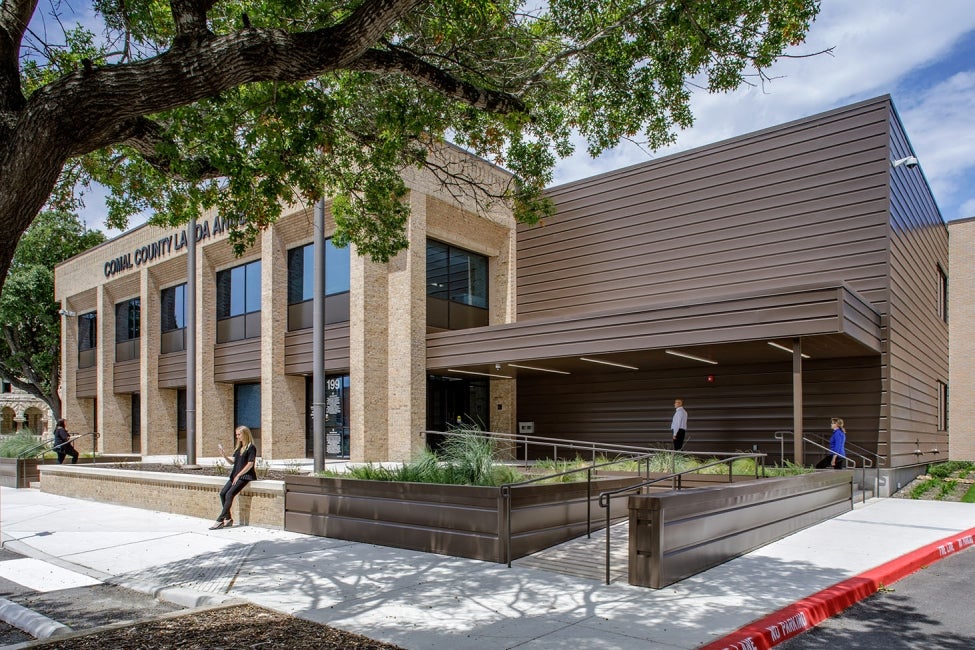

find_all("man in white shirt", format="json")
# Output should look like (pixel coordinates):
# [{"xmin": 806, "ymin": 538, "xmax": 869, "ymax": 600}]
[{"xmin": 671, "ymin": 399, "xmax": 688, "ymax": 450}]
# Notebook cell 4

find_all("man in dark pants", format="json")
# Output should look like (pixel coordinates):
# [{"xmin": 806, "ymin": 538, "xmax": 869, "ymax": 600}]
[
  {"xmin": 53, "ymin": 419, "xmax": 79, "ymax": 464},
  {"xmin": 671, "ymin": 399, "xmax": 688, "ymax": 451}
]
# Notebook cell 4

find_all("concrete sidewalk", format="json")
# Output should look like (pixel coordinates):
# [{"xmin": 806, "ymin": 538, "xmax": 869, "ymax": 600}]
[{"xmin": 2, "ymin": 487, "xmax": 975, "ymax": 649}]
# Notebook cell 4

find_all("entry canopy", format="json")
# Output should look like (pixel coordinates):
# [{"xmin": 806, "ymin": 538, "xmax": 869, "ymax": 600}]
[{"xmin": 426, "ymin": 283, "xmax": 881, "ymax": 375}]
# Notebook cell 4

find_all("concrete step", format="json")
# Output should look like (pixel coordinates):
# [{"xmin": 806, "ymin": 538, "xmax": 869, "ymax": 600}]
[{"xmin": 28, "ymin": 482, "xmax": 40, "ymax": 489}]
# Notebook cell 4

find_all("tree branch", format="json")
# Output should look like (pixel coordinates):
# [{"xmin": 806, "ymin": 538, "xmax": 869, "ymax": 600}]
[
  {"xmin": 120, "ymin": 116, "xmax": 224, "ymax": 180},
  {"xmin": 169, "ymin": 0, "xmax": 217, "ymax": 40},
  {"xmin": 352, "ymin": 48, "xmax": 526, "ymax": 114},
  {"xmin": 0, "ymin": 0, "xmax": 37, "ymax": 112}
]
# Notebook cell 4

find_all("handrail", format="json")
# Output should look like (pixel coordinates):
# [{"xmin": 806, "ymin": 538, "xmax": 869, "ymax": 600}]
[
  {"xmin": 15, "ymin": 432, "xmax": 99, "ymax": 460},
  {"xmin": 501, "ymin": 450, "xmax": 664, "ymax": 567},
  {"xmin": 773, "ymin": 430, "xmax": 880, "ymax": 503},
  {"xmin": 595, "ymin": 451, "xmax": 767, "ymax": 584},
  {"xmin": 428, "ymin": 428, "xmax": 743, "ymax": 468},
  {"xmin": 16, "ymin": 436, "xmax": 57, "ymax": 459},
  {"xmin": 802, "ymin": 436, "xmax": 871, "ymax": 506}
]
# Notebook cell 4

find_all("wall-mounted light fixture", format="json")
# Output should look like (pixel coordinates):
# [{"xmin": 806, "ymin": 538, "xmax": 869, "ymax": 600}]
[
  {"xmin": 579, "ymin": 357, "xmax": 638, "ymax": 370},
  {"xmin": 58, "ymin": 309, "xmax": 77, "ymax": 317},
  {"xmin": 507, "ymin": 363, "xmax": 570, "ymax": 375},
  {"xmin": 891, "ymin": 156, "xmax": 919, "ymax": 169},
  {"xmin": 768, "ymin": 341, "xmax": 810, "ymax": 359},
  {"xmin": 664, "ymin": 349, "xmax": 718, "ymax": 365}
]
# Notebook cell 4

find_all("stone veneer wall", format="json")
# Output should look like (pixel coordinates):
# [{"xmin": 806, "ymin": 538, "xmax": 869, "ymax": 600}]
[
  {"xmin": 949, "ymin": 218, "xmax": 975, "ymax": 461},
  {"xmin": 39, "ymin": 465, "xmax": 285, "ymax": 528}
]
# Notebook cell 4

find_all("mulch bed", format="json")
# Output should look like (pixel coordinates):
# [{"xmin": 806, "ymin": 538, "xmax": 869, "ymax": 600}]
[{"xmin": 31, "ymin": 604, "xmax": 404, "ymax": 649}]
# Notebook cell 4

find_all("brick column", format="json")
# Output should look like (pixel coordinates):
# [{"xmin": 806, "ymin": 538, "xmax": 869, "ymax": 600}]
[
  {"xmin": 349, "ymin": 246, "xmax": 390, "ymax": 462},
  {"xmin": 949, "ymin": 219, "xmax": 975, "ymax": 460},
  {"xmin": 96, "ymin": 286, "xmax": 130, "ymax": 453},
  {"xmin": 197, "ymin": 247, "xmax": 235, "ymax": 457},
  {"xmin": 261, "ymin": 226, "xmax": 305, "ymax": 460},
  {"xmin": 142, "ymin": 268, "xmax": 179, "ymax": 455},
  {"xmin": 385, "ymin": 191, "xmax": 428, "ymax": 461}
]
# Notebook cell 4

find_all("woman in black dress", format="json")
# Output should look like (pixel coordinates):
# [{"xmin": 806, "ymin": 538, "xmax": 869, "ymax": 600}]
[{"xmin": 209, "ymin": 425, "xmax": 257, "ymax": 529}]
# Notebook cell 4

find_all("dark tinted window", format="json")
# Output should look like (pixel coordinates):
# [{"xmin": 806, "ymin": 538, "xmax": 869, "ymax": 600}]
[
  {"xmin": 115, "ymin": 299, "xmax": 140, "ymax": 342},
  {"xmin": 287, "ymin": 240, "xmax": 351, "ymax": 304},
  {"xmin": 161, "ymin": 284, "xmax": 186, "ymax": 332}
]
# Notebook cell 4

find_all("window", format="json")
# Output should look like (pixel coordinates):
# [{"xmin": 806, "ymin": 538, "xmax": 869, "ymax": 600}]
[
  {"xmin": 235, "ymin": 383, "xmax": 262, "ymax": 452},
  {"xmin": 78, "ymin": 312, "xmax": 97, "ymax": 369},
  {"xmin": 115, "ymin": 299, "xmax": 140, "ymax": 362},
  {"xmin": 286, "ymin": 240, "xmax": 351, "ymax": 329},
  {"xmin": 938, "ymin": 381, "xmax": 948, "ymax": 432},
  {"xmin": 1, "ymin": 381, "xmax": 10, "ymax": 394},
  {"xmin": 938, "ymin": 265, "xmax": 948, "ymax": 323},
  {"xmin": 161, "ymin": 283, "xmax": 187, "ymax": 353},
  {"xmin": 216, "ymin": 260, "xmax": 261, "ymax": 342},
  {"xmin": 426, "ymin": 240, "xmax": 489, "ymax": 330}
]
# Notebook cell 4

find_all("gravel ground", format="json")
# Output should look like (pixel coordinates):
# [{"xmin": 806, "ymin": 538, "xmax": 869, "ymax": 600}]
[{"xmin": 26, "ymin": 604, "xmax": 404, "ymax": 650}]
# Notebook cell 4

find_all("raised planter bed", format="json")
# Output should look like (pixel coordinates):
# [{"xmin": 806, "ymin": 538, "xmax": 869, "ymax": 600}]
[
  {"xmin": 38, "ymin": 464, "xmax": 285, "ymax": 528},
  {"xmin": 284, "ymin": 474, "xmax": 645, "ymax": 563},
  {"xmin": 0, "ymin": 455, "xmax": 140, "ymax": 488}
]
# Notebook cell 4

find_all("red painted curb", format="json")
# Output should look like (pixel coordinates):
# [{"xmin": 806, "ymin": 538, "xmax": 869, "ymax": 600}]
[{"xmin": 698, "ymin": 526, "xmax": 975, "ymax": 650}]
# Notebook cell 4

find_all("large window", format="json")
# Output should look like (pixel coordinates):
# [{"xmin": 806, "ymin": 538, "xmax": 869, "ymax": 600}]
[
  {"xmin": 115, "ymin": 298, "xmax": 140, "ymax": 362},
  {"xmin": 161, "ymin": 283, "xmax": 186, "ymax": 354},
  {"xmin": 78, "ymin": 312, "xmax": 97, "ymax": 368},
  {"xmin": 286, "ymin": 240, "xmax": 351, "ymax": 329},
  {"xmin": 427, "ymin": 240, "xmax": 489, "ymax": 330},
  {"xmin": 216, "ymin": 260, "xmax": 261, "ymax": 342}
]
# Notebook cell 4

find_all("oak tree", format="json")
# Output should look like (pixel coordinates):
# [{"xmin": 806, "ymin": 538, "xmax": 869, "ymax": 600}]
[
  {"xmin": 0, "ymin": 0, "xmax": 821, "ymax": 287},
  {"xmin": 0, "ymin": 210, "xmax": 106, "ymax": 418}
]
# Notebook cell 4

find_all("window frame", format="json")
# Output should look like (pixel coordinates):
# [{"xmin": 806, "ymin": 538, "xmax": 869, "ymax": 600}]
[
  {"xmin": 114, "ymin": 298, "xmax": 141, "ymax": 362},
  {"xmin": 426, "ymin": 239, "xmax": 489, "ymax": 331},
  {"xmin": 160, "ymin": 283, "xmax": 187, "ymax": 354},
  {"xmin": 78, "ymin": 311, "xmax": 97, "ymax": 369},
  {"xmin": 216, "ymin": 259, "xmax": 262, "ymax": 342}
]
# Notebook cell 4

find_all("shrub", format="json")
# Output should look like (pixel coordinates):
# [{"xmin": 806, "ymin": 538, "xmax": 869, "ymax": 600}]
[
  {"xmin": 321, "ymin": 430, "xmax": 528, "ymax": 487},
  {"xmin": 928, "ymin": 461, "xmax": 975, "ymax": 479},
  {"xmin": 0, "ymin": 430, "xmax": 44, "ymax": 458}
]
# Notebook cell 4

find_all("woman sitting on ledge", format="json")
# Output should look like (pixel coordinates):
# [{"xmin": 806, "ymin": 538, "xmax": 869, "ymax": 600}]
[{"xmin": 209, "ymin": 425, "xmax": 257, "ymax": 530}]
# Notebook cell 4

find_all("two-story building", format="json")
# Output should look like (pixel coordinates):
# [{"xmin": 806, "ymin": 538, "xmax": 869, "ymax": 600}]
[{"xmin": 55, "ymin": 95, "xmax": 951, "ymax": 492}]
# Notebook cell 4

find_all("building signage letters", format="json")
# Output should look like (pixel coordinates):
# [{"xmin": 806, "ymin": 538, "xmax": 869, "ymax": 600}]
[{"xmin": 103, "ymin": 214, "xmax": 243, "ymax": 278}]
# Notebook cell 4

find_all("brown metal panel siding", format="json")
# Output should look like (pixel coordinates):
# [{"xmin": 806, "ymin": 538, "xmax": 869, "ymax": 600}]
[
  {"xmin": 515, "ymin": 357, "xmax": 881, "ymax": 459},
  {"xmin": 283, "ymin": 323, "xmax": 351, "ymax": 374},
  {"xmin": 76, "ymin": 367, "xmax": 97, "ymax": 398},
  {"xmin": 518, "ymin": 99, "xmax": 893, "ymax": 322},
  {"xmin": 427, "ymin": 286, "xmax": 861, "ymax": 368},
  {"xmin": 158, "ymin": 351, "xmax": 187, "ymax": 388},
  {"xmin": 885, "ymin": 113, "xmax": 949, "ymax": 469},
  {"xmin": 112, "ymin": 359, "xmax": 140, "ymax": 393},
  {"xmin": 213, "ymin": 338, "xmax": 261, "ymax": 382}
]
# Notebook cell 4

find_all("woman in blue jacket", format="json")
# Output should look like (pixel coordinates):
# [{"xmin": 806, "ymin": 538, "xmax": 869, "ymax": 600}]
[{"xmin": 816, "ymin": 418, "xmax": 847, "ymax": 469}]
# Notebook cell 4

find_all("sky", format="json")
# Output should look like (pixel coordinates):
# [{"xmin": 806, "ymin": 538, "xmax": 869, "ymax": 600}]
[{"xmin": 41, "ymin": 0, "xmax": 975, "ymax": 236}]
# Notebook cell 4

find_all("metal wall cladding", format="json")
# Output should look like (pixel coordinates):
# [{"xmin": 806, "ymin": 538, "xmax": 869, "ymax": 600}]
[
  {"xmin": 284, "ymin": 475, "xmax": 643, "ymax": 563},
  {"xmin": 628, "ymin": 471, "xmax": 853, "ymax": 588}
]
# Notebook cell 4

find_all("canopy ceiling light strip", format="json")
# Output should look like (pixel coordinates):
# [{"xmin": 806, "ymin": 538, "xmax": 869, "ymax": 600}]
[
  {"xmin": 447, "ymin": 369, "xmax": 513, "ymax": 379},
  {"xmin": 507, "ymin": 363, "xmax": 571, "ymax": 375},
  {"xmin": 664, "ymin": 349, "xmax": 718, "ymax": 365},
  {"xmin": 579, "ymin": 357, "xmax": 639, "ymax": 370},
  {"xmin": 768, "ymin": 341, "xmax": 811, "ymax": 359}
]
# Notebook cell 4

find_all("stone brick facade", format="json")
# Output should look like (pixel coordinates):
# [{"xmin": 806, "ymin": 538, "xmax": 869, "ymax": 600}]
[
  {"xmin": 55, "ymin": 143, "xmax": 517, "ymax": 463},
  {"xmin": 40, "ymin": 465, "xmax": 284, "ymax": 527},
  {"xmin": 948, "ymin": 217, "xmax": 975, "ymax": 460}
]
